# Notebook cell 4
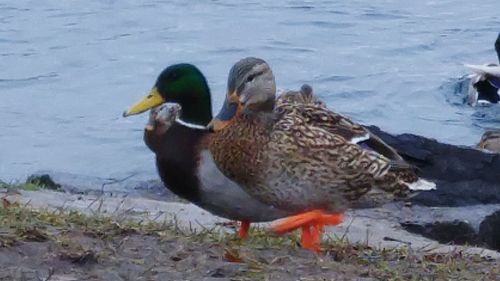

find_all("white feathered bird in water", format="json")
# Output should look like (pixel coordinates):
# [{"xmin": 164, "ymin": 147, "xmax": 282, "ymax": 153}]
[{"xmin": 464, "ymin": 33, "xmax": 500, "ymax": 106}]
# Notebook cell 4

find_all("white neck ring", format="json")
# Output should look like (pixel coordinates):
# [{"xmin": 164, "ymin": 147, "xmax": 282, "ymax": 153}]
[{"xmin": 175, "ymin": 118, "xmax": 207, "ymax": 130}]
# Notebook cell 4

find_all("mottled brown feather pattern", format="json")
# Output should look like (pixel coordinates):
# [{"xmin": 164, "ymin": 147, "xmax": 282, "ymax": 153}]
[
  {"xmin": 209, "ymin": 89, "xmax": 422, "ymax": 213},
  {"xmin": 276, "ymin": 87, "xmax": 370, "ymax": 143},
  {"xmin": 209, "ymin": 112, "xmax": 271, "ymax": 185},
  {"xmin": 276, "ymin": 85, "xmax": 325, "ymax": 107},
  {"xmin": 277, "ymin": 87, "xmax": 419, "ymax": 192}
]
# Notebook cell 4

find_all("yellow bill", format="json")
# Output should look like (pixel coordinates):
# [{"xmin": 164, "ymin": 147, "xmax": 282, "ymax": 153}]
[{"xmin": 123, "ymin": 87, "xmax": 165, "ymax": 117}]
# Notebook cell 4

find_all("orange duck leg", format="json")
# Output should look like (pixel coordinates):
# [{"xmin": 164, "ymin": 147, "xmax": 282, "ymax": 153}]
[
  {"xmin": 238, "ymin": 220, "xmax": 251, "ymax": 239},
  {"xmin": 271, "ymin": 210, "xmax": 344, "ymax": 252}
]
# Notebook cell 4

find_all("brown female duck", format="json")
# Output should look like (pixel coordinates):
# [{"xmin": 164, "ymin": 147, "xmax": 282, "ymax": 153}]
[{"xmin": 208, "ymin": 57, "xmax": 436, "ymax": 252}]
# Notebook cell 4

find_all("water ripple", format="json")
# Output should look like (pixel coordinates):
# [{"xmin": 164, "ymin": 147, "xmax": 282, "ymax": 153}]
[
  {"xmin": 1, "ymin": 0, "xmax": 499, "ymax": 181},
  {"xmin": 315, "ymin": 75, "xmax": 354, "ymax": 82},
  {"xmin": 0, "ymin": 73, "xmax": 59, "ymax": 84}
]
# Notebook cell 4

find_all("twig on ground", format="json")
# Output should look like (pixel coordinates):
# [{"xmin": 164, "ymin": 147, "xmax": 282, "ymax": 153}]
[
  {"xmin": 100, "ymin": 173, "xmax": 137, "ymax": 194},
  {"xmin": 340, "ymin": 216, "xmax": 355, "ymax": 242}
]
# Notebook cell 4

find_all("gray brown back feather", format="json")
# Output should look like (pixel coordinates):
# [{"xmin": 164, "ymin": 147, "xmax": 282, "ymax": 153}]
[{"xmin": 210, "ymin": 84, "xmax": 424, "ymax": 213}]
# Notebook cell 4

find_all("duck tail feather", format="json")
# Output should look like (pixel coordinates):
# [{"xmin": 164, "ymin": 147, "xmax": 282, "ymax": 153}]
[{"xmin": 405, "ymin": 178, "xmax": 436, "ymax": 191}]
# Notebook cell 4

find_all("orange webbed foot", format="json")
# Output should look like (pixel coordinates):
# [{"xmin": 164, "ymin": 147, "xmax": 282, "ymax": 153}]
[
  {"xmin": 271, "ymin": 210, "xmax": 343, "ymax": 234},
  {"xmin": 238, "ymin": 220, "xmax": 251, "ymax": 239},
  {"xmin": 300, "ymin": 225, "xmax": 322, "ymax": 252},
  {"xmin": 271, "ymin": 210, "xmax": 343, "ymax": 252}
]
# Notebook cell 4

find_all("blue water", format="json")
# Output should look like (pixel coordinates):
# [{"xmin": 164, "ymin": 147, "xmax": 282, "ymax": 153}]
[{"xmin": 1, "ymin": 0, "xmax": 500, "ymax": 182}]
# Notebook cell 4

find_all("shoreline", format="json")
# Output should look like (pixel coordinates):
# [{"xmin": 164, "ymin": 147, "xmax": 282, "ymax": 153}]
[
  {"xmin": 5, "ymin": 169, "xmax": 500, "ymax": 252},
  {"xmin": 2, "ymin": 187, "xmax": 500, "ymax": 259},
  {"xmin": 1, "ymin": 187, "xmax": 499, "ymax": 280}
]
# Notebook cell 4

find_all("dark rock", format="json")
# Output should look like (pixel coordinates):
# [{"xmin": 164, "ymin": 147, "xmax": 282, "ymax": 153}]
[
  {"xmin": 366, "ymin": 125, "xmax": 500, "ymax": 207},
  {"xmin": 411, "ymin": 180, "xmax": 500, "ymax": 207},
  {"xmin": 401, "ymin": 220, "xmax": 479, "ymax": 245},
  {"xmin": 479, "ymin": 210, "xmax": 500, "ymax": 251},
  {"xmin": 25, "ymin": 174, "xmax": 61, "ymax": 191}
]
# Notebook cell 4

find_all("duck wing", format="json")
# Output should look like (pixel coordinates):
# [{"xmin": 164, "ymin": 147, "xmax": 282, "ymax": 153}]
[
  {"xmin": 271, "ymin": 104, "xmax": 433, "ymax": 201},
  {"xmin": 276, "ymin": 91, "xmax": 410, "ymax": 167}
]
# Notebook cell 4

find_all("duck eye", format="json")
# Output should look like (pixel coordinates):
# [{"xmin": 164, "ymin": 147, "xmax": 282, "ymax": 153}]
[{"xmin": 246, "ymin": 70, "xmax": 264, "ymax": 83}]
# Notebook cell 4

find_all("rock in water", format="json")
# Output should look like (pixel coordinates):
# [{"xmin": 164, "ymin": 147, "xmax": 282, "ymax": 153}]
[
  {"xmin": 366, "ymin": 125, "xmax": 500, "ymax": 206},
  {"xmin": 26, "ymin": 174, "xmax": 61, "ymax": 191},
  {"xmin": 400, "ymin": 220, "xmax": 479, "ymax": 245}
]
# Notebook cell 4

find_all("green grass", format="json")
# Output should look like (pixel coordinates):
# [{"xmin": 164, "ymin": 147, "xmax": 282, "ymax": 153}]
[
  {"xmin": 0, "ymin": 180, "xmax": 42, "ymax": 191},
  {"xmin": 0, "ymin": 175, "xmax": 62, "ymax": 192}
]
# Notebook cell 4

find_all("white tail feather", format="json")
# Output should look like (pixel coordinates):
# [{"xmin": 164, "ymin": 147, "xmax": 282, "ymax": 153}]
[
  {"xmin": 405, "ymin": 178, "xmax": 436, "ymax": 191},
  {"xmin": 350, "ymin": 133, "xmax": 370, "ymax": 144}
]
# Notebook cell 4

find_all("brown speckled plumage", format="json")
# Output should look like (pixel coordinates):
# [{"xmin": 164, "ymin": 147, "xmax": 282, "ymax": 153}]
[
  {"xmin": 210, "ymin": 67, "xmax": 434, "ymax": 214},
  {"xmin": 276, "ymin": 84, "xmax": 326, "ymax": 107}
]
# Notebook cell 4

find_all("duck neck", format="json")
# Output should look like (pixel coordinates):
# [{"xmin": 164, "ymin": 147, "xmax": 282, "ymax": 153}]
[{"xmin": 178, "ymin": 86, "xmax": 213, "ymax": 127}]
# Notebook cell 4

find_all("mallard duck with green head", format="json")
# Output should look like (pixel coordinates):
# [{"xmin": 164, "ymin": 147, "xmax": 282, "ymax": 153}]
[
  {"xmin": 123, "ymin": 63, "xmax": 292, "ymax": 239},
  {"xmin": 208, "ymin": 57, "xmax": 436, "ymax": 252}
]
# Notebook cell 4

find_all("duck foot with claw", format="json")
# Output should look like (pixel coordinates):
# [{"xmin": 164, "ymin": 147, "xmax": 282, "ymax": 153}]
[{"xmin": 271, "ymin": 210, "xmax": 344, "ymax": 252}]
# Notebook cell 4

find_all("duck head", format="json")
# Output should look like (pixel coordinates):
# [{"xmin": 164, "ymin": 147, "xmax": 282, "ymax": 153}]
[
  {"xmin": 209, "ymin": 57, "xmax": 276, "ymax": 131},
  {"xmin": 123, "ymin": 63, "xmax": 213, "ymax": 127}
]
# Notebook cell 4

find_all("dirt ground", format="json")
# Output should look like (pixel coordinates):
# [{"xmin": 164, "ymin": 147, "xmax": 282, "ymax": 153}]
[
  {"xmin": 0, "ymin": 202, "xmax": 499, "ymax": 281},
  {"xmin": 1, "ymin": 230, "xmax": 356, "ymax": 281}
]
